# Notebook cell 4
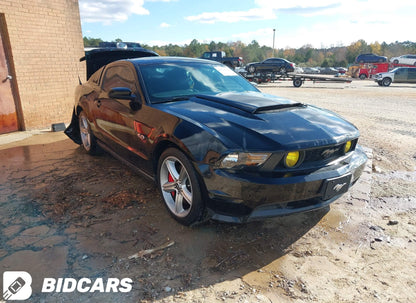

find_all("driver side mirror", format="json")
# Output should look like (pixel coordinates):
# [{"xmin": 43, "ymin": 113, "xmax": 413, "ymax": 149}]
[{"xmin": 109, "ymin": 87, "xmax": 141, "ymax": 110}]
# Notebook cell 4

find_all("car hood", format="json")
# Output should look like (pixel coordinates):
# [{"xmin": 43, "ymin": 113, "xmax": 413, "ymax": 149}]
[{"xmin": 155, "ymin": 92, "xmax": 359, "ymax": 151}]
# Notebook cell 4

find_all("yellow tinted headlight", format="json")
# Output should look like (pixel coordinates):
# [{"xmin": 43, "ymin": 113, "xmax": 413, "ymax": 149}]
[
  {"xmin": 344, "ymin": 141, "xmax": 352, "ymax": 153},
  {"xmin": 285, "ymin": 151, "xmax": 300, "ymax": 168}
]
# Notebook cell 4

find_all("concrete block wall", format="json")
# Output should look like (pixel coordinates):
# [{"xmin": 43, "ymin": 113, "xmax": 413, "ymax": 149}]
[{"xmin": 1, "ymin": 0, "xmax": 86, "ymax": 129}]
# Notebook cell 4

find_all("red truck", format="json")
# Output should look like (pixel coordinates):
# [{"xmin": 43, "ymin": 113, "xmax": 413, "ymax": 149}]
[
  {"xmin": 357, "ymin": 63, "xmax": 390, "ymax": 79},
  {"xmin": 352, "ymin": 62, "xmax": 416, "ymax": 79}
]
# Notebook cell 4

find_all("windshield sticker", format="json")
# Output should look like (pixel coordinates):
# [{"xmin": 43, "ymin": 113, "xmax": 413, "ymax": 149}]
[{"xmin": 214, "ymin": 65, "xmax": 236, "ymax": 76}]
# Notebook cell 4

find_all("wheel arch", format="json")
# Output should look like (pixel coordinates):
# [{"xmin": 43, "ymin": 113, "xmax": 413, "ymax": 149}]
[
  {"xmin": 152, "ymin": 139, "xmax": 211, "ymax": 212},
  {"xmin": 76, "ymin": 105, "xmax": 83, "ymax": 116}
]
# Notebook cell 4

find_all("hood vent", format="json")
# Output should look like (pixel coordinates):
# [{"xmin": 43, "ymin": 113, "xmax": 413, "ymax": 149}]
[
  {"xmin": 195, "ymin": 93, "xmax": 304, "ymax": 114},
  {"xmin": 253, "ymin": 103, "xmax": 304, "ymax": 114}
]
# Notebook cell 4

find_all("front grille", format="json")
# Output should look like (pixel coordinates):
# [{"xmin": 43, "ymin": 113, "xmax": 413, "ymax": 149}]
[
  {"xmin": 271, "ymin": 139, "xmax": 358, "ymax": 172},
  {"xmin": 304, "ymin": 143, "xmax": 345, "ymax": 162}
]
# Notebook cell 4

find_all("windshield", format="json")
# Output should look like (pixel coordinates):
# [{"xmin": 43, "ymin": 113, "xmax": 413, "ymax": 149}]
[{"xmin": 138, "ymin": 62, "xmax": 259, "ymax": 103}]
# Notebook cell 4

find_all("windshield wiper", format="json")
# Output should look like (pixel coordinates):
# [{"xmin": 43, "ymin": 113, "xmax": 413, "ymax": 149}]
[{"xmin": 154, "ymin": 96, "xmax": 192, "ymax": 104}]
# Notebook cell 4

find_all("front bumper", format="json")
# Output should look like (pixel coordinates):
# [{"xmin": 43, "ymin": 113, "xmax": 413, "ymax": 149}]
[{"xmin": 202, "ymin": 146, "xmax": 368, "ymax": 223}]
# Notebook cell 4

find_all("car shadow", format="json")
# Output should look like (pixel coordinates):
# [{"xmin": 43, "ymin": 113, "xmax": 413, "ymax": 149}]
[{"xmin": 0, "ymin": 139, "xmax": 329, "ymax": 301}]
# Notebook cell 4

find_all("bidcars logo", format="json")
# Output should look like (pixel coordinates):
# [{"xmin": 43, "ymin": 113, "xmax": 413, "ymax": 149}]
[
  {"xmin": 3, "ymin": 271, "xmax": 32, "ymax": 301},
  {"xmin": 42, "ymin": 278, "xmax": 133, "ymax": 293},
  {"xmin": 2, "ymin": 272, "xmax": 132, "ymax": 300}
]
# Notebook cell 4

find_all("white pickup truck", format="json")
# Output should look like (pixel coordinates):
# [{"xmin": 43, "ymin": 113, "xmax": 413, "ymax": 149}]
[{"xmin": 374, "ymin": 67, "xmax": 416, "ymax": 86}]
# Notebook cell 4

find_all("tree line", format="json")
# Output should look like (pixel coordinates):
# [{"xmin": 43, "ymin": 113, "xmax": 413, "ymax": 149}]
[{"xmin": 83, "ymin": 37, "xmax": 416, "ymax": 67}]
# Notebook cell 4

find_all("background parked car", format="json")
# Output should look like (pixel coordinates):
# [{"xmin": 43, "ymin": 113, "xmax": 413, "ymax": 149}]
[
  {"xmin": 355, "ymin": 53, "xmax": 388, "ymax": 63},
  {"xmin": 246, "ymin": 58, "xmax": 295, "ymax": 74},
  {"xmin": 337, "ymin": 67, "xmax": 347, "ymax": 74},
  {"xmin": 302, "ymin": 67, "xmax": 320, "ymax": 74},
  {"xmin": 294, "ymin": 66, "xmax": 304, "ymax": 74},
  {"xmin": 200, "ymin": 51, "xmax": 243, "ymax": 69},
  {"xmin": 390, "ymin": 54, "xmax": 416, "ymax": 66},
  {"xmin": 374, "ymin": 67, "xmax": 416, "ymax": 86},
  {"xmin": 319, "ymin": 67, "xmax": 339, "ymax": 75}
]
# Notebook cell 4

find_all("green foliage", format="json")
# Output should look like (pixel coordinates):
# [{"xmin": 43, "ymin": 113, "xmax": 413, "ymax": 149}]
[
  {"xmin": 83, "ymin": 37, "xmax": 416, "ymax": 67},
  {"xmin": 83, "ymin": 36, "xmax": 104, "ymax": 47}
]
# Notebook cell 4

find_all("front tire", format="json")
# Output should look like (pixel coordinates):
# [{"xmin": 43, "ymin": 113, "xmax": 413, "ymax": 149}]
[
  {"xmin": 157, "ymin": 148, "xmax": 204, "ymax": 226},
  {"xmin": 79, "ymin": 111, "xmax": 98, "ymax": 155},
  {"xmin": 382, "ymin": 77, "xmax": 392, "ymax": 87},
  {"xmin": 248, "ymin": 65, "xmax": 256, "ymax": 73}
]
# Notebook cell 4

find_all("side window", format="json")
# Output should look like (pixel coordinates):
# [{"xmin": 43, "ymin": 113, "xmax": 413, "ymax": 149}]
[{"xmin": 102, "ymin": 65, "xmax": 137, "ymax": 93}]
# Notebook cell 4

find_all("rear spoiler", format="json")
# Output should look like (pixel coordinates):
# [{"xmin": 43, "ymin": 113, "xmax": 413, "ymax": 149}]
[{"xmin": 81, "ymin": 48, "xmax": 159, "ymax": 79}]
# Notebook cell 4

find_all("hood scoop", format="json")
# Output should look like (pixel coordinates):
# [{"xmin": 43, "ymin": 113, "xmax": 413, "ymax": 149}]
[{"xmin": 195, "ymin": 93, "xmax": 304, "ymax": 114}]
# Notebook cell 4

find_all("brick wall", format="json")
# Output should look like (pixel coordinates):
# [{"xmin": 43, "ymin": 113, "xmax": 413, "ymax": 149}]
[{"xmin": 1, "ymin": 0, "xmax": 85, "ymax": 130}]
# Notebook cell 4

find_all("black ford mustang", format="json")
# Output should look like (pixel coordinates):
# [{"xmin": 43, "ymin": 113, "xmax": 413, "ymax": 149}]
[{"xmin": 65, "ymin": 56, "xmax": 367, "ymax": 225}]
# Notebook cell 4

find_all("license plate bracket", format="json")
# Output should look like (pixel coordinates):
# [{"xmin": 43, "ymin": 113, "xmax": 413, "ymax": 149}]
[{"xmin": 321, "ymin": 174, "xmax": 352, "ymax": 200}]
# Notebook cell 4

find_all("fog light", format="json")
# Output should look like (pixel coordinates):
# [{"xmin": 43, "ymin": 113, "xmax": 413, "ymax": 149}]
[
  {"xmin": 284, "ymin": 151, "xmax": 300, "ymax": 168},
  {"xmin": 344, "ymin": 141, "xmax": 352, "ymax": 153}
]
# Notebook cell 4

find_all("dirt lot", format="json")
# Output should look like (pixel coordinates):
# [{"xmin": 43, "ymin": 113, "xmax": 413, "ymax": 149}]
[{"xmin": 0, "ymin": 79, "xmax": 415, "ymax": 302}]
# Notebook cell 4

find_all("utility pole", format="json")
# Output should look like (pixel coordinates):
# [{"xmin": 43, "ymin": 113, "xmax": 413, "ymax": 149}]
[{"xmin": 272, "ymin": 28, "xmax": 276, "ymax": 57}]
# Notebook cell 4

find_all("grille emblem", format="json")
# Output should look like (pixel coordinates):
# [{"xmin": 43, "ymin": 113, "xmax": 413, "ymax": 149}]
[
  {"xmin": 321, "ymin": 148, "xmax": 337, "ymax": 158},
  {"xmin": 333, "ymin": 183, "xmax": 347, "ymax": 192}
]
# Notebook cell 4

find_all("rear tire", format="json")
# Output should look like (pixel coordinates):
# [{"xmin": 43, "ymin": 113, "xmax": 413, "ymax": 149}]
[
  {"xmin": 157, "ymin": 148, "xmax": 204, "ymax": 226},
  {"xmin": 79, "ymin": 111, "xmax": 99, "ymax": 155},
  {"xmin": 359, "ymin": 74, "xmax": 367, "ymax": 80}
]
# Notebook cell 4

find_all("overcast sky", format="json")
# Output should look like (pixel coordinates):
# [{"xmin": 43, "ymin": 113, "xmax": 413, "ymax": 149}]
[{"xmin": 79, "ymin": 0, "xmax": 415, "ymax": 49}]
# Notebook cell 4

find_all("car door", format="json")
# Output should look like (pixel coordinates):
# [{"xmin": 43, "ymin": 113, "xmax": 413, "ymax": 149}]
[
  {"xmin": 93, "ymin": 62, "xmax": 150, "ymax": 167},
  {"xmin": 256, "ymin": 59, "xmax": 272, "ymax": 72},
  {"xmin": 401, "ymin": 55, "xmax": 410, "ymax": 65},
  {"xmin": 408, "ymin": 68, "xmax": 416, "ymax": 83},
  {"xmin": 273, "ymin": 59, "xmax": 284, "ymax": 72},
  {"xmin": 393, "ymin": 68, "xmax": 408, "ymax": 83}
]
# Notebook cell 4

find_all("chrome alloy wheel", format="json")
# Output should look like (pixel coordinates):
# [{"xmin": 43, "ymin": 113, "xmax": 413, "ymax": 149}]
[
  {"xmin": 79, "ymin": 112, "xmax": 91, "ymax": 152},
  {"xmin": 160, "ymin": 156, "xmax": 193, "ymax": 218}
]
